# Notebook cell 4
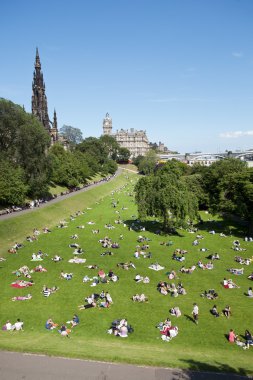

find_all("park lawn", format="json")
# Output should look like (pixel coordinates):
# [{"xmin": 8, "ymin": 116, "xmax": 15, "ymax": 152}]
[{"xmin": 0, "ymin": 170, "xmax": 252, "ymax": 376}]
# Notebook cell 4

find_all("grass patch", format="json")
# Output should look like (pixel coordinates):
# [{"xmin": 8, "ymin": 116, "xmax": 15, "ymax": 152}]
[{"xmin": 0, "ymin": 171, "xmax": 253, "ymax": 376}]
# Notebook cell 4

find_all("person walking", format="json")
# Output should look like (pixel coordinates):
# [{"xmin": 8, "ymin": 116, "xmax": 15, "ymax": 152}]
[{"xmin": 192, "ymin": 303, "xmax": 199, "ymax": 325}]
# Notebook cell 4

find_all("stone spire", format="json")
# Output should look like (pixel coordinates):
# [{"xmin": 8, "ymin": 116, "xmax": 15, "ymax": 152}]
[
  {"xmin": 50, "ymin": 109, "xmax": 59, "ymax": 143},
  {"xmin": 31, "ymin": 48, "xmax": 51, "ymax": 133}
]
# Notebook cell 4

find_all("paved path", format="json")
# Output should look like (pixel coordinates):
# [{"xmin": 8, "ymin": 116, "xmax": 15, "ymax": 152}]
[{"xmin": 0, "ymin": 351, "xmax": 251, "ymax": 380}]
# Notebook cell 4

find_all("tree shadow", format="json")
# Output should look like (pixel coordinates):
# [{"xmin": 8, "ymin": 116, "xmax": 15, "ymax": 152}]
[
  {"xmin": 123, "ymin": 219, "xmax": 185, "ymax": 237},
  {"xmin": 174, "ymin": 359, "xmax": 249, "ymax": 379}
]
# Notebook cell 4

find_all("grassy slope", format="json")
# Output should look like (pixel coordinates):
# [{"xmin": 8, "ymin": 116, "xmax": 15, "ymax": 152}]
[{"xmin": 0, "ymin": 171, "xmax": 252, "ymax": 376}]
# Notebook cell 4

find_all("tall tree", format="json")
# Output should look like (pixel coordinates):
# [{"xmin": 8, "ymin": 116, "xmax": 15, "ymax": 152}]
[{"xmin": 135, "ymin": 172, "xmax": 198, "ymax": 231}]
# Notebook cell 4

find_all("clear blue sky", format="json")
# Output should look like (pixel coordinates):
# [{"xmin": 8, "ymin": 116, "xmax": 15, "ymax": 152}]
[{"xmin": 1, "ymin": 0, "xmax": 253, "ymax": 153}]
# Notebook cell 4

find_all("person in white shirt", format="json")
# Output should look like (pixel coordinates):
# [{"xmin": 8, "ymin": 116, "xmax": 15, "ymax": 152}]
[
  {"xmin": 192, "ymin": 303, "xmax": 199, "ymax": 324},
  {"xmin": 12, "ymin": 318, "xmax": 23, "ymax": 331}
]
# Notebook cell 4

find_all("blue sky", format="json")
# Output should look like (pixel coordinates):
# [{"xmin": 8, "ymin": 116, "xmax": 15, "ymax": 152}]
[{"xmin": 1, "ymin": 0, "xmax": 253, "ymax": 153}]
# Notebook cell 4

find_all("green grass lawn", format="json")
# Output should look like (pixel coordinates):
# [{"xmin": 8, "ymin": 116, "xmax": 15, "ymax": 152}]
[{"xmin": 0, "ymin": 171, "xmax": 252, "ymax": 376}]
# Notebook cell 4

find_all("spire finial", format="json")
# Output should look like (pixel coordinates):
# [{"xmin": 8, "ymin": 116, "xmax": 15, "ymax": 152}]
[{"xmin": 35, "ymin": 47, "xmax": 41, "ymax": 69}]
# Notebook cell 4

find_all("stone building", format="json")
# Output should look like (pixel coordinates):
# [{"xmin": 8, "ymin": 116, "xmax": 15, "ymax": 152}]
[
  {"xmin": 32, "ymin": 48, "xmax": 58, "ymax": 144},
  {"xmin": 102, "ymin": 113, "xmax": 149, "ymax": 158}
]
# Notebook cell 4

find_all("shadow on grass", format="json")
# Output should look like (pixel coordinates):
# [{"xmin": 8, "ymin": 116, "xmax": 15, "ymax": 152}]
[
  {"xmin": 173, "ymin": 359, "xmax": 250, "ymax": 379},
  {"xmin": 195, "ymin": 218, "xmax": 248, "ymax": 239},
  {"xmin": 123, "ymin": 219, "xmax": 185, "ymax": 237}
]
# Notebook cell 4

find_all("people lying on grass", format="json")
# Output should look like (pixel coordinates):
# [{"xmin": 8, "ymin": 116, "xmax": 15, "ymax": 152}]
[
  {"xmin": 57, "ymin": 220, "xmax": 68, "ymax": 228},
  {"xmin": 200, "ymin": 289, "xmax": 218, "ymax": 299},
  {"xmin": 52, "ymin": 255, "xmax": 63, "ymax": 262},
  {"xmin": 43, "ymin": 227, "xmax": 51, "ymax": 233},
  {"xmin": 26, "ymin": 235, "xmax": 37, "ymax": 242},
  {"xmin": 137, "ymin": 235, "xmax": 151, "ymax": 243},
  {"xmin": 132, "ymin": 293, "xmax": 148, "ymax": 302},
  {"xmin": 222, "ymin": 278, "xmax": 240, "ymax": 288},
  {"xmin": 87, "ymin": 221, "xmax": 95, "ymax": 225},
  {"xmin": 222, "ymin": 305, "xmax": 232, "ymax": 318},
  {"xmin": 77, "ymin": 225, "xmax": 85, "ymax": 229},
  {"xmin": 169, "ymin": 307, "xmax": 181, "ymax": 317},
  {"xmin": 232, "ymin": 245, "xmax": 246, "ymax": 252},
  {"xmin": 85, "ymin": 264, "xmax": 98, "ymax": 269},
  {"xmin": 12, "ymin": 294, "xmax": 32, "ymax": 301},
  {"xmin": 99, "ymin": 237, "xmax": 112, "ymax": 248},
  {"xmin": 101, "ymin": 250, "xmax": 114, "ymax": 256},
  {"xmin": 108, "ymin": 319, "xmax": 133, "ymax": 337},
  {"xmin": 210, "ymin": 305, "xmax": 219, "ymax": 317},
  {"xmin": 111, "ymin": 242, "xmax": 120, "ymax": 248},
  {"xmin": 33, "ymin": 228, "xmax": 40, "ymax": 236},
  {"xmin": 220, "ymin": 232, "xmax": 227, "ymax": 237},
  {"xmin": 8, "ymin": 247, "xmax": 17, "ymax": 254},
  {"xmin": 70, "ymin": 234, "xmax": 78, "ymax": 239},
  {"xmin": 180, "ymin": 265, "xmax": 196, "ymax": 274},
  {"xmin": 246, "ymin": 287, "xmax": 253, "ymax": 297},
  {"xmin": 108, "ymin": 269, "xmax": 119, "ymax": 282},
  {"xmin": 227, "ymin": 267, "xmax": 244, "ymax": 275},
  {"xmin": 42, "ymin": 285, "xmax": 59, "ymax": 297},
  {"xmin": 60, "ymin": 271, "xmax": 73, "ymax": 280},
  {"xmin": 68, "ymin": 257, "xmax": 86, "ymax": 264},
  {"xmin": 73, "ymin": 247, "xmax": 84, "ymax": 255},
  {"xmin": 13, "ymin": 265, "xmax": 31, "ymax": 278},
  {"xmin": 66, "ymin": 314, "xmax": 80, "ymax": 327},
  {"xmin": 69, "ymin": 243, "xmax": 79, "ymax": 248},
  {"xmin": 159, "ymin": 323, "xmax": 179, "ymax": 341},
  {"xmin": 79, "ymin": 297, "xmax": 97, "ymax": 310},
  {"xmin": 248, "ymin": 272, "xmax": 253, "ymax": 280},
  {"xmin": 11, "ymin": 279, "xmax": 34, "ymax": 288},
  {"xmin": 2, "ymin": 320, "xmax": 12, "ymax": 330},
  {"xmin": 172, "ymin": 252, "xmax": 185, "ymax": 262},
  {"xmin": 34, "ymin": 265, "xmax": 47, "ymax": 272},
  {"xmin": 117, "ymin": 261, "xmax": 136, "ymax": 270},
  {"xmin": 197, "ymin": 260, "xmax": 214, "ymax": 270},
  {"xmin": 149, "ymin": 263, "xmax": 165, "ymax": 271},
  {"xmin": 235, "ymin": 256, "xmax": 252, "ymax": 265},
  {"xmin": 105, "ymin": 223, "xmax": 115, "ymax": 229},
  {"xmin": 92, "ymin": 229, "xmax": 100, "ymax": 234},
  {"xmin": 207, "ymin": 253, "xmax": 220, "ymax": 260},
  {"xmin": 199, "ymin": 248, "xmax": 209, "ymax": 252},
  {"xmin": 11, "ymin": 242, "xmax": 24, "ymax": 250},
  {"xmin": 31, "ymin": 253, "xmax": 43, "ymax": 261}
]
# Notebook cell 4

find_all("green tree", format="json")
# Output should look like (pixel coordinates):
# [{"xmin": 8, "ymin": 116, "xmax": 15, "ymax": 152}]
[
  {"xmin": 135, "ymin": 172, "xmax": 198, "ymax": 231},
  {"xmin": 138, "ymin": 150, "xmax": 157, "ymax": 175},
  {"xmin": 0, "ymin": 158, "xmax": 28, "ymax": 205},
  {"xmin": 117, "ymin": 147, "xmax": 131, "ymax": 163}
]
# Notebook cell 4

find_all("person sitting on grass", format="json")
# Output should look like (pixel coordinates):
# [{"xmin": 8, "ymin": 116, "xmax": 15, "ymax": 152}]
[
  {"xmin": 66, "ymin": 314, "xmax": 79, "ymax": 328},
  {"xmin": 210, "ymin": 305, "xmax": 219, "ymax": 317},
  {"xmin": 222, "ymin": 278, "xmax": 240, "ymax": 288},
  {"xmin": 223, "ymin": 305, "xmax": 232, "ymax": 318},
  {"xmin": 52, "ymin": 255, "xmax": 63, "ymax": 262},
  {"xmin": 169, "ymin": 307, "xmax": 181, "ymax": 317},
  {"xmin": 2, "ymin": 320, "xmax": 12, "ymax": 331},
  {"xmin": 58, "ymin": 324, "xmax": 70, "ymax": 337},
  {"xmin": 45, "ymin": 318, "xmax": 58, "ymax": 330},
  {"xmin": 12, "ymin": 318, "xmax": 24, "ymax": 331},
  {"xmin": 246, "ymin": 287, "xmax": 253, "ymax": 297}
]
